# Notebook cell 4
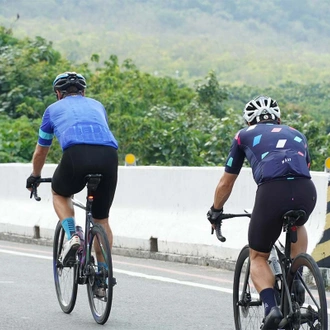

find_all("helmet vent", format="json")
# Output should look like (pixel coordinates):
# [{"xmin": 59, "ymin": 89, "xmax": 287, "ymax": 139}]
[{"xmin": 243, "ymin": 95, "xmax": 281, "ymax": 123}]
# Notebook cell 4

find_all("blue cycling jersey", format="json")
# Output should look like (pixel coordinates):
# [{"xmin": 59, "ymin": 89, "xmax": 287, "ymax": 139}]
[
  {"xmin": 225, "ymin": 123, "xmax": 311, "ymax": 184},
  {"xmin": 38, "ymin": 95, "xmax": 118, "ymax": 150}
]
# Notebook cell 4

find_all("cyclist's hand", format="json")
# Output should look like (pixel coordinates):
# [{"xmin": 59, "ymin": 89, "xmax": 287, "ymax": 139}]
[
  {"xmin": 26, "ymin": 174, "xmax": 41, "ymax": 190},
  {"xmin": 207, "ymin": 205, "xmax": 223, "ymax": 225}
]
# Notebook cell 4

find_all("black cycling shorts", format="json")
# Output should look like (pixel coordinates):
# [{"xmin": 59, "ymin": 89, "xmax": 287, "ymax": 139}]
[
  {"xmin": 52, "ymin": 144, "xmax": 118, "ymax": 219},
  {"xmin": 248, "ymin": 178, "xmax": 317, "ymax": 253}
]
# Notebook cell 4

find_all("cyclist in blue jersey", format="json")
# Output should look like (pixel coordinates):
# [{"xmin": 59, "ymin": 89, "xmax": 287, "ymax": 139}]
[
  {"xmin": 26, "ymin": 72, "xmax": 118, "ymax": 295},
  {"xmin": 207, "ymin": 96, "xmax": 317, "ymax": 329}
]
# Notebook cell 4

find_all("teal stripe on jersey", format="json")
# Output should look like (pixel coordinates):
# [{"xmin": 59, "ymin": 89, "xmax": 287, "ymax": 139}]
[{"xmin": 39, "ymin": 128, "xmax": 54, "ymax": 140}]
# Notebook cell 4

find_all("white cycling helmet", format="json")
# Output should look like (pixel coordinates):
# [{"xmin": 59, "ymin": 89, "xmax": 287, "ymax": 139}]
[{"xmin": 243, "ymin": 95, "xmax": 281, "ymax": 123}]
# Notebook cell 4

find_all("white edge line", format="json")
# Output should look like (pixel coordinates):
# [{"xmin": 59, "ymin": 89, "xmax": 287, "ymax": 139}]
[
  {"xmin": 1, "ymin": 248, "xmax": 330, "ymax": 315},
  {"xmin": 113, "ymin": 267, "xmax": 233, "ymax": 294}
]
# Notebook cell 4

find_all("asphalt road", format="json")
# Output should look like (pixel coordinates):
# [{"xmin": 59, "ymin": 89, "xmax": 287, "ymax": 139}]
[{"xmin": 0, "ymin": 240, "xmax": 236, "ymax": 330}]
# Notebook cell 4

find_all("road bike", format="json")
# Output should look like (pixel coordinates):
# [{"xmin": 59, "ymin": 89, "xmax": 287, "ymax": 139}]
[
  {"xmin": 213, "ymin": 210, "xmax": 328, "ymax": 329},
  {"xmin": 30, "ymin": 174, "xmax": 114, "ymax": 324}
]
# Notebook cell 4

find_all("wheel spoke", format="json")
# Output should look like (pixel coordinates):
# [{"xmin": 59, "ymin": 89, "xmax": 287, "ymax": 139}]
[
  {"xmin": 288, "ymin": 253, "xmax": 328, "ymax": 329},
  {"xmin": 53, "ymin": 221, "xmax": 78, "ymax": 314},
  {"xmin": 86, "ymin": 224, "xmax": 113, "ymax": 325},
  {"xmin": 233, "ymin": 245, "xmax": 264, "ymax": 329}
]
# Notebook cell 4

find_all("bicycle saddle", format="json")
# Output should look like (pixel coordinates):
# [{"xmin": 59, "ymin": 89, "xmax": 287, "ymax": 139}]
[
  {"xmin": 282, "ymin": 209, "xmax": 307, "ymax": 225},
  {"xmin": 85, "ymin": 174, "xmax": 102, "ymax": 192}
]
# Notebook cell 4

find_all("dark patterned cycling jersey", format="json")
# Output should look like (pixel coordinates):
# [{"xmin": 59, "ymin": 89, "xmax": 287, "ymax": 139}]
[{"xmin": 224, "ymin": 123, "xmax": 311, "ymax": 185}]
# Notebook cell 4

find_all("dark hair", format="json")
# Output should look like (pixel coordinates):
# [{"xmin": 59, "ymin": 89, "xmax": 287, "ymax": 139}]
[
  {"xmin": 249, "ymin": 116, "xmax": 278, "ymax": 125},
  {"xmin": 64, "ymin": 85, "xmax": 81, "ymax": 95}
]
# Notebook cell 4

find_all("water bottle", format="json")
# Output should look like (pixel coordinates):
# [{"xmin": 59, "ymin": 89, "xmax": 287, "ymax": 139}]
[
  {"xmin": 75, "ymin": 225, "xmax": 84, "ymax": 246},
  {"xmin": 269, "ymin": 246, "xmax": 282, "ymax": 276}
]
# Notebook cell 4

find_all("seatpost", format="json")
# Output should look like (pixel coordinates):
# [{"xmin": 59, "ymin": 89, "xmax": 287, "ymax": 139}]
[
  {"xmin": 84, "ymin": 174, "xmax": 102, "ymax": 213},
  {"xmin": 283, "ymin": 218, "xmax": 297, "ymax": 273},
  {"xmin": 284, "ymin": 226, "xmax": 290, "ymax": 258},
  {"xmin": 86, "ymin": 191, "xmax": 94, "ymax": 213}
]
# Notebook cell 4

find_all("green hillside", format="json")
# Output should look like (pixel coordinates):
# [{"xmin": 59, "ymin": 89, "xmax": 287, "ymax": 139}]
[
  {"xmin": 1, "ymin": 0, "xmax": 330, "ymax": 86},
  {"xmin": 1, "ymin": 25, "xmax": 330, "ymax": 169}
]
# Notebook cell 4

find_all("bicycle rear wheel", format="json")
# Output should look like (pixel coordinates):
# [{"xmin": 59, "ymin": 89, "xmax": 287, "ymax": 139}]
[
  {"xmin": 233, "ymin": 245, "xmax": 264, "ymax": 330},
  {"xmin": 53, "ymin": 220, "xmax": 78, "ymax": 313},
  {"xmin": 286, "ymin": 253, "xmax": 328, "ymax": 330},
  {"xmin": 86, "ymin": 223, "xmax": 113, "ymax": 325}
]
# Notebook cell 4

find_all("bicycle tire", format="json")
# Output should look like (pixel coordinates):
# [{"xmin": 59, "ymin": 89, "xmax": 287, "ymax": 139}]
[
  {"xmin": 233, "ymin": 244, "xmax": 264, "ymax": 330},
  {"xmin": 53, "ymin": 220, "xmax": 78, "ymax": 314},
  {"xmin": 86, "ymin": 223, "xmax": 113, "ymax": 325},
  {"xmin": 286, "ymin": 253, "xmax": 328, "ymax": 330}
]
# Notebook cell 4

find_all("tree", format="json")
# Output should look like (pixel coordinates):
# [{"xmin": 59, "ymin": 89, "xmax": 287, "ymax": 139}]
[
  {"xmin": 1, "ymin": 28, "xmax": 330, "ymax": 170},
  {"xmin": 194, "ymin": 70, "xmax": 228, "ymax": 118}
]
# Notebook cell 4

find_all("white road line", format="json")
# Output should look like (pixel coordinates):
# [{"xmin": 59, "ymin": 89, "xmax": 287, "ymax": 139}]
[
  {"xmin": 113, "ymin": 268, "xmax": 233, "ymax": 293},
  {"xmin": 1, "ymin": 248, "xmax": 330, "ymax": 316},
  {"xmin": 0, "ymin": 249, "xmax": 51, "ymax": 260},
  {"xmin": 0, "ymin": 248, "xmax": 230, "ymax": 293}
]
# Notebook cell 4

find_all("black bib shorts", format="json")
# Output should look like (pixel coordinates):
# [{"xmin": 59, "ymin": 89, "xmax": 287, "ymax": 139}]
[
  {"xmin": 52, "ymin": 144, "xmax": 118, "ymax": 219},
  {"xmin": 248, "ymin": 178, "xmax": 317, "ymax": 253}
]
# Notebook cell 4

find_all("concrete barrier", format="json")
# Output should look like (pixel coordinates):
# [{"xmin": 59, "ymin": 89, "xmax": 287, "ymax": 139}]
[
  {"xmin": 312, "ymin": 181, "xmax": 330, "ymax": 268},
  {"xmin": 0, "ymin": 163, "xmax": 328, "ymax": 266}
]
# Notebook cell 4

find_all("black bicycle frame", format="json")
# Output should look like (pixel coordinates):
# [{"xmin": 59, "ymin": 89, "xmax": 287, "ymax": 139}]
[
  {"xmin": 31, "ymin": 175, "xmax": 103, "ymax": 285},
  {"xmin": 73, "ymin": 174, "xmax": 102, "ymax": 285}
]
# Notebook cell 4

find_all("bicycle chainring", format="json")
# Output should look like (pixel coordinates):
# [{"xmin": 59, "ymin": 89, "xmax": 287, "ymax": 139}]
[
  {"xmin": 240, "ymin": 292, "xmax": 251, "ymax": 318},
  {"xmin": 291, "ymin": 302, "xmax": 301, "ymax": 330},
  {"xmin": 87, "ymin": 263, "xmax": 96, "ymax": 286}
]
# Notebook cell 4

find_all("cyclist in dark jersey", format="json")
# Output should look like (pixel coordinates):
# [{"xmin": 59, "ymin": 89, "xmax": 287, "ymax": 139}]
[
  {"xmin": 26, "ymin": 72, "xmax": 118, "ymax": 294},
  {"xmin": 207, "ymin": 95, "xmax": 317, "ymax": 329}
]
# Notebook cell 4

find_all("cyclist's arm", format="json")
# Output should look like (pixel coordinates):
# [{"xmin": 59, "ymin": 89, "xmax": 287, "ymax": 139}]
[
  {"xmin": 31, "ymin": 144, "xmax": 50, "ymax": 177},
  {"xmin": 213, "ymin": 130, "xmax": 244, "ymax": 209},
  {"xmin": 213, "ymin": 172, "xmax": 238, "ymax": 209},
  {"xmin": 31, "ymin": 107, "xmax": 54, "ymax": 176}
]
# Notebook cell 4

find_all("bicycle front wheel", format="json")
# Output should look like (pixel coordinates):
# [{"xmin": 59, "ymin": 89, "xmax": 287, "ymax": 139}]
[
  {"xmin": 86, "ymin": 223, "xmax": 113, "ymax": 325},
  {"xmin": 233, "ymin": 245, "xmax": 264, "ymax": 330},
  {"xmin": 53, "ymin": 220, "xmax": 78, "ymax": 314},
  {"xmin": 287, "ymin": 253, "xmax": 328, "ymax": 330}
]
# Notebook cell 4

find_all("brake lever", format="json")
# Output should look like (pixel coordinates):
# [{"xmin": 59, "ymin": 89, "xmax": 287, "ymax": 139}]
[
  {"xmin": 30, "ymin": 183, "xmax": 41, "ymax": 201},
  {"xmin": 210, "ymin": 221, "xmax": 226, "ymax": 242},
  {"xmin": 215, "ymin": 220, "xmax": 226, "ymax": 242}
]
